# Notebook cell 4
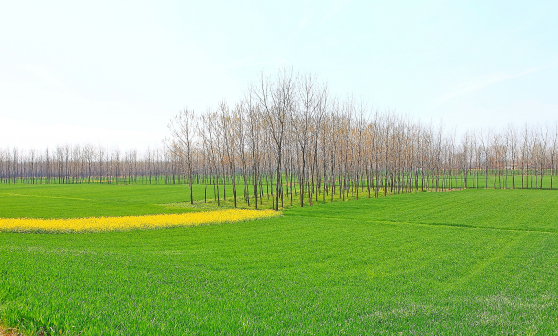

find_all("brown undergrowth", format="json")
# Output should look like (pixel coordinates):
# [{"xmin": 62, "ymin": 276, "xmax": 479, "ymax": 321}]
[{"xmin": 0, "ymin": 324, "xmax": 24, "ymax": 336}]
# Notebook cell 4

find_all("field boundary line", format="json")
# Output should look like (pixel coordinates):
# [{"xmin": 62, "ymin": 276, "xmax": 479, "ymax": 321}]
[
  {"xmin": 285, "ymin": 214, "xmax": 557, "ymax": 234},
  {"xmin": 445, "ymin": 233, "xmax": 526, "ymax": 291},
  {"xmin": 0, "ymin": 192, "xmax": 89, "ymax": 201},
  {"xmin": 377, "ymin": 220, "xmax": 557, "ymax": 235}
]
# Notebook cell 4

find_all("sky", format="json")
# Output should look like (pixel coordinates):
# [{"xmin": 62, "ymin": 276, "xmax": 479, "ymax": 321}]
[{"xmin": 1, "ymin": 0, "xmax": 557, "ymax": 150}]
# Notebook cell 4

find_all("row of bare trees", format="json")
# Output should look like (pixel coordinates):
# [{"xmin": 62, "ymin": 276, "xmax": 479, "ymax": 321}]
[
  {"xmin": 0, "ymin": 145, "xmax": 177, "ymax": 185},
  {"xmin": 3, "ymin": 71, "xmax": 558, "ymax": 210},
  {"xmin": 165, "ymin": 70, "xmax": 558, "ymax": 210}
]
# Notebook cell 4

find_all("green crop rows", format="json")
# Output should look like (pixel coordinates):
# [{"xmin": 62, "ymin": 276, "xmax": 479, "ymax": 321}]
[{"xmin": 1, "ymin": 183, "xmax": 557, "ymax": 334}]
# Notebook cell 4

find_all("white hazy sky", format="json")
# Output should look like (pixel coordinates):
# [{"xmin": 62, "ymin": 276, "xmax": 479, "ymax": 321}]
[{"xmin": 1, "ymin": 1, "xmax": 557, "ymax": 150}]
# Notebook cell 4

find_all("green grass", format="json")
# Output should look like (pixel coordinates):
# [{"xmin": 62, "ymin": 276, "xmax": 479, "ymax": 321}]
[
  {"xmin": 295, "ymin": 189, "xmax": 558, "ymax": 232},
  {"xmin": 0, "ymin": 183, "xmax": 206, "ymax": 219},
  {"xmin": 0, "ymin": 181, "xmax": 317, "ymax": 219},
  {"xmin": 0, "ymin": 180, "xmax": 389, "ymax": 219},
  {"xmin": 0, "ymin": 184, "xmax": 557, "ymax": 334}
]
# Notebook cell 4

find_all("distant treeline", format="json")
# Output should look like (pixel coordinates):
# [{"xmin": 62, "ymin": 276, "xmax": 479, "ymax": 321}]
[
  {"xmin": 2, "ymin": 70, "xmax": 558, "ymax": 210},
  {"xmin": 0, "ymin": 146, "xmax": 177, "ymax": 185}
]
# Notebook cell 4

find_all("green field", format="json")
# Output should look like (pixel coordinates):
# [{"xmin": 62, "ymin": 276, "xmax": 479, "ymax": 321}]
[{"xmin": 1, "ymin": 184, "xmax": 557, "ymax": 334}]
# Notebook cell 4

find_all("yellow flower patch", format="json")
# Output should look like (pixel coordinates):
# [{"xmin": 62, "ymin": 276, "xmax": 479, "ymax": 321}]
[{"xmin": 0, "ymin": 209, "xmax": 280, "ymax": 233}]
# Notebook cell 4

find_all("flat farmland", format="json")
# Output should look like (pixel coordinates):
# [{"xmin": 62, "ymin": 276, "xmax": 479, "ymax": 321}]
[{"xmin": 1, "ymin": 184, "xmax": 557, "ymax": 334}]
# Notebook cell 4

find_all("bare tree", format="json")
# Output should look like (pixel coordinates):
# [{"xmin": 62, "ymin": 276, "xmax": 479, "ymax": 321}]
[{"xmin": 168, "ymin": 108, "xmax": 196, "ymax": 204}]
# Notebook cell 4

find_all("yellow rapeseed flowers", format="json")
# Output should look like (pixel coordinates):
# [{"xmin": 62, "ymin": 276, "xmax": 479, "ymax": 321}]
[{"xmin": 0, "ymin": 209, "xmax": 280, "ymax": 233}]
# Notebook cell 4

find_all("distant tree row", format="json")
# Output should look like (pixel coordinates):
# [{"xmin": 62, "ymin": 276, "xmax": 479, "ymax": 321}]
[
  {"xmin": 0, "ymin": 145, "xmax": 176, "ymax": 185},
  {"xmin": 2, "ymin": 70, "xmax": 558, "ymax": 210}
]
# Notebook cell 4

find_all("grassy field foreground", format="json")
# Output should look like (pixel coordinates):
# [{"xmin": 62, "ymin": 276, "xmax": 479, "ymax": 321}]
[{"xmin": 0, "ymin": 185, "xmax": 557, "ymax": 334}]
